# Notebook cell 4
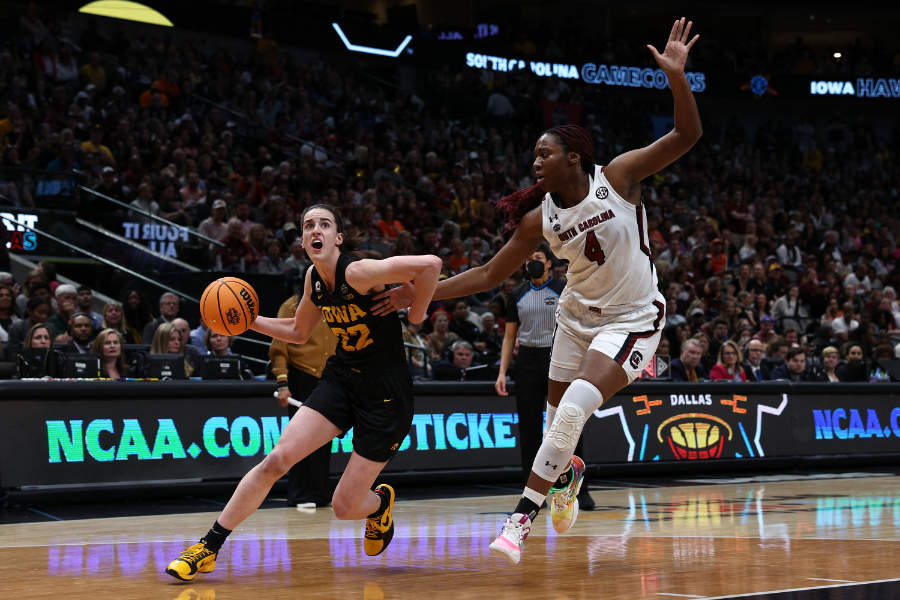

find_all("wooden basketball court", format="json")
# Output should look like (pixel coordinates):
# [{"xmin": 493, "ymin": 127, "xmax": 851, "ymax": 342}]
[{"xmin": 2, "ymin": 474, "xmax": 899, "ymax": 599}]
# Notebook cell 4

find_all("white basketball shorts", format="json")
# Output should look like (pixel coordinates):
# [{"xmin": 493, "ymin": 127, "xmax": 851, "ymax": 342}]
[{"xmin": 549, "ymin": 293, "xmax": 666, "ymax": 384}]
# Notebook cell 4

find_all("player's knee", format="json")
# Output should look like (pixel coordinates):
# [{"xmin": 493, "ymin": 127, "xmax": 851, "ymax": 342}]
[
  {"xmin": 546, "ymin": 402, "xmax": 585, "ymax": 451},
  {"xmin": 258, "ymin": 450, "xmax": 292, "ymax": 480}
]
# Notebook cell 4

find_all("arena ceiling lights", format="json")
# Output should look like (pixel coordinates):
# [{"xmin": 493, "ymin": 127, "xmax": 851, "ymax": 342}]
[
  {"xmin": 78, "ymin": 0, "xmax": 174, "ymax": 27},
  {"xmin": 331, "ymin": 23, "xmax": 412, "ymax": 58}
]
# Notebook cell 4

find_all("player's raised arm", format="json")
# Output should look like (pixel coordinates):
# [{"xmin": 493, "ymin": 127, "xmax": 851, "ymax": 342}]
[
  {"xmin": 604, "ymin": 17, "xmax": 702, "ymax": 199},
  {"xmin": 345, "ymin": 254, "xmax": 442, "ymax": 324},
  {"xmin": 251, "ymin": 268, "xmax": 322, "ymax": 344}
]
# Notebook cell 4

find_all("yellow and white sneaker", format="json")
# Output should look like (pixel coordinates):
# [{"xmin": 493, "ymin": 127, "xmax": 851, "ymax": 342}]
[{"xmin": 549, "ymin": 455, "xmax": 585, "ymax": 534}]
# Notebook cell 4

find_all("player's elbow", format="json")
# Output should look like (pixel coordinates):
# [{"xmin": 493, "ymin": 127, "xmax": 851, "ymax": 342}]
[{"xmin": 424, "ymin": 255, "xmax": 443, "ymax": 274}]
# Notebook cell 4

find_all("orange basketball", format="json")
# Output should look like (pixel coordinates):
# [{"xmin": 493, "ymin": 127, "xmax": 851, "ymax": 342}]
[{"xmin": 200, "ymin": 277, "xmax": 260, "ymax": 336}]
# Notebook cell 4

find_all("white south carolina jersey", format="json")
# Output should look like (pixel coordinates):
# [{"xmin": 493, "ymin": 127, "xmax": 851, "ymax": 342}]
[{"xmin": 541, "ymin": 164, "xmax": 658, "ymax": 315}]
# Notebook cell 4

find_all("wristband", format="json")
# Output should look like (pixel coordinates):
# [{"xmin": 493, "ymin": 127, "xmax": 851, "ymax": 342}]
[{"xmin": 276, "ymin": 380, "xmax": 289, "ymax": 390}]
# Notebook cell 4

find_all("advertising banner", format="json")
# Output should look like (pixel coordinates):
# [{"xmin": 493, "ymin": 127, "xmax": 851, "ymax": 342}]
[
  {"xmin": 584, "ymin": 390, "xmax": 792, "ymax": 463},
  {"xmin": 792, "ymin": 393, "xmax": 900, "ymax": 455},
  {"xmin": 0, "ymin": 385, "xmax": 521, "ymax": 488}
]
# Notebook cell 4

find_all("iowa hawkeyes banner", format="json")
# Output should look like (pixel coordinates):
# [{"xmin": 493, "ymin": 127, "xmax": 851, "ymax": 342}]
[{"xmin": 583, "ymin": 388, "xmax": 794, "ymax": 463}]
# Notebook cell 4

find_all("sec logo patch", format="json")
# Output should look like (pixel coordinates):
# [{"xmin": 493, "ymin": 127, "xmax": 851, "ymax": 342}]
[{"xmin": 596, "ymin": 186, "xmax": 609, "ymax": 199}]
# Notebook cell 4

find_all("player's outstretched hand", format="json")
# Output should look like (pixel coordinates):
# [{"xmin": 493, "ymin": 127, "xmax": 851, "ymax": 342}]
[
  {"xmin": 371, "ymin": 282, "xmax": 414, "ymax": 316},
  {"xmin": 647, "ymin": 17, "xmax": 699, "ymax": 75}
]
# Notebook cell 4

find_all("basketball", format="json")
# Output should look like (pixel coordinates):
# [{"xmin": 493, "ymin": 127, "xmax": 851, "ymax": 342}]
[{"xmin": 200, "ymin": 277, "xmax": 260, "ymax": 336}]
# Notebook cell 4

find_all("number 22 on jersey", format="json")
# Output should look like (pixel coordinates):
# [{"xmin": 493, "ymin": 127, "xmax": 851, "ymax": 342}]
[{"xmin": 331, "ymin": 323, "xmax": 373, "ymax": 352}]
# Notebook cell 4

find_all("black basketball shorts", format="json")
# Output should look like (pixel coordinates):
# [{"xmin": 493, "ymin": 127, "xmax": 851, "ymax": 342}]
[{"xmin": 303, "ymin": 362, "xmax": 414, "ymax": 463}]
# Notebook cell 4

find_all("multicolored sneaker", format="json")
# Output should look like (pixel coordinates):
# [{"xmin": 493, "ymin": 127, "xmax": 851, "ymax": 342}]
[
  {"xmin": 165, "ymin": 542, "xmax": 218, "ymax": 581},
  {"xmin": 489, "ymin": 512, "xmax": 531, "ymax": 564},
  {"xmin": 549, "ymin": 455, "xmax": 585, "ymax": 534},
  {"xmin": 364, "ymin": 484, "xmax": 395, "ymax": 556}
]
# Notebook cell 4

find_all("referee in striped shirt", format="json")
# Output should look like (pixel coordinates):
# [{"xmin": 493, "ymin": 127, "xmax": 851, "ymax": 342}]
[{"xmin": 496, "ymin": 244, "xmax": 594, "ymax": 509}]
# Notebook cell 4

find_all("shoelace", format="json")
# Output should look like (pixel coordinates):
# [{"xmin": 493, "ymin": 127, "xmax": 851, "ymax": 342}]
[
  {"xmin": 182, "ymin": 546, "xmax": 214, "ymax": 562},
  {"xmin": 364, "ymin": 519, "xmax": 381, "ymax": 539},
  {"xmin": 503, "ymin": 520, "xmax": 530, "ymax": 544}
]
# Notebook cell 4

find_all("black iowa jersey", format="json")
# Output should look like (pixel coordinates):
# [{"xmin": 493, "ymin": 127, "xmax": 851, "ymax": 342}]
[{"xmin": 309, "ymin": 253, "xmax": 406, "ymax": 369}]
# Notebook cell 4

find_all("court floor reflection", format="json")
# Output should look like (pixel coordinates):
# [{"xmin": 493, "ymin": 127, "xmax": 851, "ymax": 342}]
[{"xmin": 2, "ymin": 474, "xmax": 899, "ymax": 599}]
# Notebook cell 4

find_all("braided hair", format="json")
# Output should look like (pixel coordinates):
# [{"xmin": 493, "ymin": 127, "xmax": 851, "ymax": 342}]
[{"xmin": 496, "ymin": 124, "xmax": 595, "ymax": 231}]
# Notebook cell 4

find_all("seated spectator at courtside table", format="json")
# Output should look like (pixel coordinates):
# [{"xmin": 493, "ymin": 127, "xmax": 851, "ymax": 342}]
[
  {"xmin": 771, "ymin": 347, "xmax": 822, "ymax": 382},
  {"xmin": 710, "ymin": 341, "xmax": 748, "ymax": 382},
  {"xmin": 433, "ymin": 340, "xmax": 493, "ymax": 381},
  {"xmin": 821, "ymin": 346, "xmax": 841, "ymax": 382},
  {"xmin": 172, "ymin": 317, "xmax": 201, "ymax": 372},
  {"xmin": 92, "ymin": 328, "xmax": 128, "ymax": 379},
  {"xmin": 835, "ymin": 343, "xmax": 868, "ymax": 382},
  {"xmin": 869, "ymin": 344, "xmax": 897, "ymax": 382},
  {"xmin": 742, "ymin": 339, "xmax": 772, "ymax": 382},
  {"xmin": 671, "ymin": 338, "xmax": 708, "ymax": 382},
  {"xmin": 22, "ymin": 323, "xmax": 53, "ymax": 354},
  {"xmin": 59, "ymin": 312, "xmax": 96, "ymax": 354},
  {"xmin": 151, "ymin": 322, "xmax": 194, "ymax": 377}
]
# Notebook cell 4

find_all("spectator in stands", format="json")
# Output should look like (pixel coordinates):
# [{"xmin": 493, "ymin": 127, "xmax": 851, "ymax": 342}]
[
  {"xmin": 48, "ymin": 284, "xmax": 78, "ymax": 340},
  {"xmin": 76, "ymin": 285, "xmax": 103, "ymax": 331},
  {"xmin": 776, "ymin": 231, "xmax": 803, "ymax": 267},
  {"xmin": 752, "ymin": 314, "xmax": 778, "ymax": 346},
  {"xmin": 3, "ymin": 296, "xmax": 51, "ymax": 360},
  {"xmin": 15, "ymin": 269, "xmax": 47, "ymax": 315},
  {"xmin": 216, "ymin": 218, "xmax": 253, "ymax": 271},
  {"xmin": 448, "ymin": 299, "xmax": 479, "ymax": 343},
  {"xmin": 101, "ymin": 300, "xmax": 136, "ymax": 345},
  {"xmin": 256, "ymin": 239, "xmax": 286, "ymax": 275},
  {"xmin": 401, "ymin": 316, "xmax": 428, "ymax": 378},
  {"xmin": 123, "ymin": 289, "xmax": 153, "ymax": 344},
  {"xmin": 771, "ymin": 285, "xmax": 809, "ymax": 333},
  {"xmin": 433, "ymin": 339, "xmax": 491, "ymax": 381},
  {"xmin": 199, "ymin": 199, "xmax": 229, "ymax": 242},
  {"xmin": 92, "ymin": 328, "xmax": 127, "ymax": 379},
  {"xmin": 142, "ymin": 292, "xmax": 180, "ymax": 343},
  {"xmin": 81, "ymin": 123, "xmax": 115, "ymax": 167},
  {"xmin": 60, "ymin": 312, "xmax": 96, "ymax": 354},
  {"xmin": 710, "ymin": 340, "xmax": 747, "ymax": 382},
  {"xmin": 771, "ymin": 347, "xmax": 819, "ymax": 381},
  {"xmin": 742, "ymin": 339, "xmax": 771, "ymax": 381},
  {"xmin": 424, "ymin": 309, "xmax": 457, "ymax": 363},
  {"xmin": 821, "ymin": 346, "xmax": 841, "ymax": 382},
  {"xmin": 830, "ymin": 301, "xmax": 859, "ymax": 342},
  {"xmin": 0, "ymin": 284, "xmax": 21, "ymax": 348},
  {"xmin": 130, "ymin": 182, "xmax": 160, "ymax": 223},
  {"xmin": 377, "ymin": 204, "xmax": 404, "ymax": 239},
  {"xmin": 671, "ymin": 338, "xmax": 707, "ymax": 382},
  {"xmin": 707, "ymin": 318, "xmax": 730, "ymax": 362}
]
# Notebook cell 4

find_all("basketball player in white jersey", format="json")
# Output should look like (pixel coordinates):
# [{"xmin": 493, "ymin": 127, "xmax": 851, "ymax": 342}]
[{"xmin": 373, "ymin": 17, "xmax": 702, "ymax": 563}]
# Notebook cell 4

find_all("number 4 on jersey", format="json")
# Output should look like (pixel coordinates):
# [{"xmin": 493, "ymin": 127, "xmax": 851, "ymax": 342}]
[{"xmin": 584, "ymin": 230, "xmax": 606, "ymax": 266}]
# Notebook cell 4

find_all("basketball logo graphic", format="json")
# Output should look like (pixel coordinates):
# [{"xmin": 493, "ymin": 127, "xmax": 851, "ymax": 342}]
[
  {"xmin": 629, "ymin": 350, "xmax": 643, "ymax": 370},
  {"xmin": 553, "ymin": 223, "xmax": 561, "ymax": 231},
  {"xmin": 596, "ymin": 186, "xmax": 609, "ymax": 199},
  {"xmin": 226, "ymin": 307, "xmax": 241, "ymax": 325}
]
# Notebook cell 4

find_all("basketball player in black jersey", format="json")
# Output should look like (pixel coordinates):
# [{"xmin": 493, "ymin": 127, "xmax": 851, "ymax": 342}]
[{"xmin": 166, "ymin": 204, "xmax": 441, "ymax": 581}]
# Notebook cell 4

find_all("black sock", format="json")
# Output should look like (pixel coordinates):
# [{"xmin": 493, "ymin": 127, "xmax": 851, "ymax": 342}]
[
  {"xmin": 200, "ymin": 520, "xmax": 232, "ymax": 552},
  {"xmin": 514, "ymin": 497, "xmax": 541, "ymax": 522},
  {"xmin": 366, "ymin": 487, "xmax": 390, "ymax": 519},
  {"xmin": 553, "ymin": 465, "xmax": 575, "ymax": 489}
]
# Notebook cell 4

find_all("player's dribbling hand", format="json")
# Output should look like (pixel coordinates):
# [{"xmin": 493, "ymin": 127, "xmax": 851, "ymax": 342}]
[
  {"xmin": 276, "ymin": 387, "xmax": 290, "ymax": 407},
  {"xmin": 647, "ymin": 16, "xmax": 699, "ymax": 74},
  {"xmin": 371, "ymin": 281, "xmax": 415, "ymax": 316}
]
